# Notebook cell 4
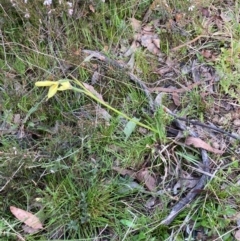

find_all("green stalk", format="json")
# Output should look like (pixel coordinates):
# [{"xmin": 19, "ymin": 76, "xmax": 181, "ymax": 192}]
[{"xmin": 70, "ymin": 78, "xmax": 157, "ymax": 133}]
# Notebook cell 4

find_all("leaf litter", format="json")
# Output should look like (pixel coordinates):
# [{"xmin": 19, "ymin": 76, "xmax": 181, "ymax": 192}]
[{"xmin": 128, "ymin": 17, "xmax": 162, "ymax": 57}]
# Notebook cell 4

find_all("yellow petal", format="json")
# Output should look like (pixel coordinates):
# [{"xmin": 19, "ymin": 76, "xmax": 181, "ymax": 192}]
[
  {"xmin": 58, "ymin": 81, "xmax": 72, "ymax": 91},
  {"xmin": 35, "ymin": 81, "xmax": 58, "ymax": 87},
  {"xmin": 47, "ymin": 84, "xmax": 58, "ymax": 99}
]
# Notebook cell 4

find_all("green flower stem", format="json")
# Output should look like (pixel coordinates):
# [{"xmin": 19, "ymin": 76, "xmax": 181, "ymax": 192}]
[{"xmin": 71, "ymin": 85, "xmax": 157, "ymax": 133}]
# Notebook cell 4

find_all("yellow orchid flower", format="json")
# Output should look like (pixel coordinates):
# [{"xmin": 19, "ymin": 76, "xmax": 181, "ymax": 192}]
[{"xmin": 35, "ymin": 79, "xmax": 72, "ymax": 99}]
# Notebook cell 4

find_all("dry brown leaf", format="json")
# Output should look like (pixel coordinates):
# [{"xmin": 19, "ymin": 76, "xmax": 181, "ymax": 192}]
[
  {"xmin": 129, "ymin": 18, "xmax": 142, "ymax": 33},
  {"xmin": 10, "ymin": 206, "xmax": 43, "ymax": 230},
  {"xmin": 172, "ymin": 92, "xmax": 180, "ymax": 106},
  {"xmin": 89, "ymin": 4, "xmax": 95, "ymax": 13},
  {"xmin": 136, "ymin": 169, "xmax": 156, "ymax": 191},
  {"xmin": 113, "ymin": 167, "xmax": 157, "ymax": 191},
  {"xmin": 141, "ymin": 34, "xmax": 161, "ymax": 55},
  {"xmin": 185, "ymin": 137, "xmax": 224, "ymax": 154}
]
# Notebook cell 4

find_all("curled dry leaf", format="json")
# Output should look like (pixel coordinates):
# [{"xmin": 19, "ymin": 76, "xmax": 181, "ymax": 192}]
[
  {"xmin": 89, "ymin": 4, "xmax": 95, "ymax": 13},
  {"xmin": 185, "ymin": 136, "xmax": 224, "ymax": 154},
  {"xmin": 10, "ymin": 206, "xmax": 43, "ymax": 230},
  {"xmin": 136, "ymin": 169, "xmax": 157, "ymax": 191}
]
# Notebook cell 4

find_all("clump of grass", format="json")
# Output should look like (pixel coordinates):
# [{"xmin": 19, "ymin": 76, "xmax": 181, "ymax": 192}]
[{"xmin": 40, "ymin": 172, "xmax": 117, "ymax": 239}]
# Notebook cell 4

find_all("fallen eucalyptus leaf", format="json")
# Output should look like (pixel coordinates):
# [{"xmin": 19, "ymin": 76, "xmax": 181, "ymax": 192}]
[
  {"xmin": 10, "ymin": 206, "xmax": 43, "ymax": 230},
  {"xmin": 185, "ymin": 136, "xmax": 224, "ymax": 154}
]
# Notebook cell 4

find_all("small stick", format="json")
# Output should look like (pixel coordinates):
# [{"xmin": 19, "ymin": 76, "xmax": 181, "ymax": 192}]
[{"xmin": 171, "ymin": 35, "xmax": 205, "ymax": 52}]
